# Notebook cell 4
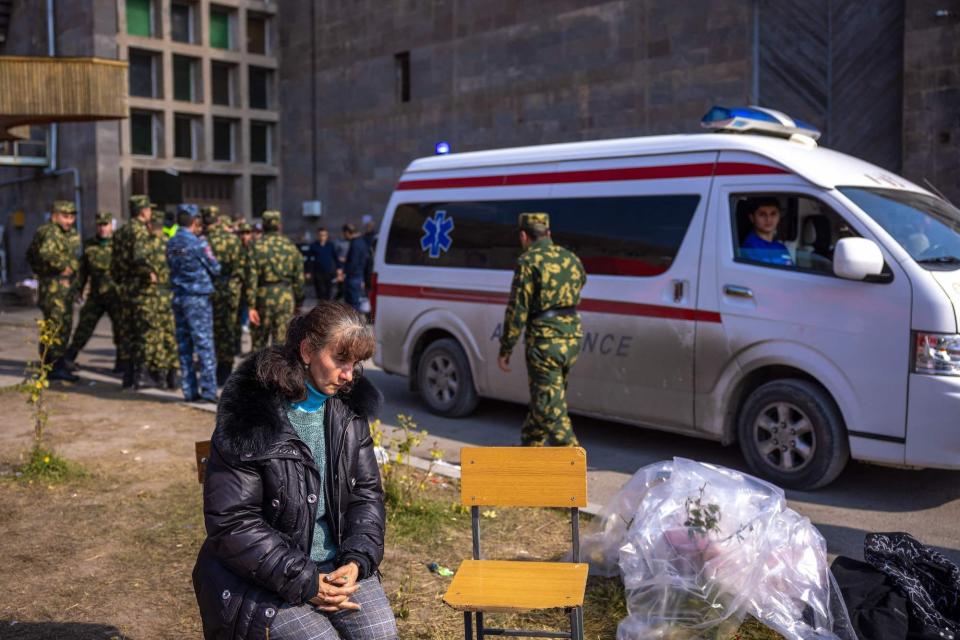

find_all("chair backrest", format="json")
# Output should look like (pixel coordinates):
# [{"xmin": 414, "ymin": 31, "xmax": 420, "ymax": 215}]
[
  {"xmin": 460, "ymin": 447, "xmax": 587, "ymax": 508},
  {"xmin": 195, "ymin": 440, "xmax": 211, "ymax": 484}
]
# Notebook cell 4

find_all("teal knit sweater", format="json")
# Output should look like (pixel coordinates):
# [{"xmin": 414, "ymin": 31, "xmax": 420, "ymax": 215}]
[{"xmin": 286, "ymin": 384, "xmax": 338, "ymax": 563}]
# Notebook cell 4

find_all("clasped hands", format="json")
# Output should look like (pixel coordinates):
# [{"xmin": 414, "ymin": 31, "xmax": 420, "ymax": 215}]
[{"xmin": 308, "ymin": 561, "xmax": 360, "ymax": 612}]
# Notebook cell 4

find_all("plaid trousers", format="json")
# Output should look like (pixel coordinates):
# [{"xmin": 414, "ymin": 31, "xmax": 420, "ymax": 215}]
[{"xmin": 268, "ymin": 576, "xmax": 398, "ymax": 639}]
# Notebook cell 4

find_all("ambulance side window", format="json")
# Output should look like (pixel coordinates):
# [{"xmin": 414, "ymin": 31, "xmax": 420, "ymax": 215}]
[
  {"xmin": 385, "ymin": 195, "xmax": 701, "ymax": 276},
  {"xmin": 730, "ymin": 193, "xmax": 860, "ymax": 276}
]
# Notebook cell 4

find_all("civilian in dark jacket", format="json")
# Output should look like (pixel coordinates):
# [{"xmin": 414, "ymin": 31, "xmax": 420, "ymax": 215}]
[
  {"xmin": 193, "ymin": 301, "xmax": 397, "ymax": 639},
  {"xmin": 308, "ymin": 227, "xmax": 337, "ymax": 301},
  {"xmin": 343, "ymin": 227, "xmax": 369, "ymax": 313}
]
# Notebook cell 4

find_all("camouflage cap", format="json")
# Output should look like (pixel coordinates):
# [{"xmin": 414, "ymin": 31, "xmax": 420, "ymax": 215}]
[
  {"xmin": 129, "ymin": 194, "xmax": 151, "ymax": 214},
  {"xmin": 261, "ymin": 210, "xmax": 281, "ymax": 230},
  {"xmin": 202, "ymin": 205, "xmax": 220, "ymax": 217},
  {"xmin": 217, "ymin": 214, "xmax": 233, "ymax": 227},
  {"xmin": 95, "ymin": 211, "xmax": 113, "ymax": 225},
  {"xmin": 518, "ymin": 212, "xmax": 549, "ymax": 233},
  {"xmin": 237, "ymin": 221, "xmax": 252, "ymax": 233},
  {"xmin": 52, "ymin": 200, "xmax": 76, "ymax": 214}
]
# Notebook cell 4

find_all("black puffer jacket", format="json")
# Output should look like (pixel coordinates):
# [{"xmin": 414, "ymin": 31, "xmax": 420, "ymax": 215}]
[{"xmin": 192, "ymin": 353, "xmax": 385, "ymax": 640}]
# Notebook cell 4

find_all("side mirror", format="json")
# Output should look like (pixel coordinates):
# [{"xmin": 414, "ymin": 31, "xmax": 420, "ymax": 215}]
[{"xmin": 833, "ymin": 237, "xmax": 885, "ymax": 280}]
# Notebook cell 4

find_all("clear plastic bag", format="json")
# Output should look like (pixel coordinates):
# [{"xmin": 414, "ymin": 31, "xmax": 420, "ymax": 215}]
[{"xmin": 582, "ymin": 458, "xmax": 855, "ymax": 640}]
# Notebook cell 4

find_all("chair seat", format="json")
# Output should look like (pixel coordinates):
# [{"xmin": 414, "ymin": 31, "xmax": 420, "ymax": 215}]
[{"xmin": 443, "ymin": 559, "xmax": 588, "ymax": 613}]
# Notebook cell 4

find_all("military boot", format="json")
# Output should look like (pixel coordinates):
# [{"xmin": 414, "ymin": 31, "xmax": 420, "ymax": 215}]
[
  {"xmin": 121, "ymin": 363, "xmax": 136, "ymax": 390},
  {"xmin": 49, "ymin": 359, "xmax": 80, "ymax": 383},
  {"xmin": 216, "ymin": 362, "xmax": 232, "ymax": 387},
  {"xmin": 61, "ymin": 348, "xmax": 79, "ymax": 372}
]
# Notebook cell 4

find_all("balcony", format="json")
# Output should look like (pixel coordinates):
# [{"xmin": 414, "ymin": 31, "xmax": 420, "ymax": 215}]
[{"xmin": 0, "ymin": 56, "xmax": 128, "ymax": 145}]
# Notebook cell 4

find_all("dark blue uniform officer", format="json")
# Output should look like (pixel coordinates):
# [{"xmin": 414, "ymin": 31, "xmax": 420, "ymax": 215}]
[{"xmin": 166, "ymin": 204, "xmax": 221, "ymax": 402}]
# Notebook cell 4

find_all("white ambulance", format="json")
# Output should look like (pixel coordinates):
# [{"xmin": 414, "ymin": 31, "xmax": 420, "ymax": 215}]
[{"xmin": 371, "ymin": 106, "xmax": 960, "ymax": 489}]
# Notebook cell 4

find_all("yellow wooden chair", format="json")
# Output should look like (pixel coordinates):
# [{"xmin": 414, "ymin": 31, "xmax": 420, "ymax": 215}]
[{"xmin": 443, "ymin": 446, "xmax": 589, "ymax": 640}]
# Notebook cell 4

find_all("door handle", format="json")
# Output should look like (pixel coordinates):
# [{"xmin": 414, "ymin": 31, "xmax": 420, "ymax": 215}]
[
  {"xmin": 723, "ymin": 284, "xmax": 754, "ymax": 299},
  {"xmin": 672, "ymin": 280, "xmax": 684, "ymax": 303}
]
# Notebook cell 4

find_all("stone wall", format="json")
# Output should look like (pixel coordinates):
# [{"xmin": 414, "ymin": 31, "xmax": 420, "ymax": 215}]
[
  {"xmin": 278, "ymin": 0, "xmax": 754, "ymax": 236},
  {"xmin": 0, "ymin": 0, "xmax": 122, "ymax": 284},
  {"xmin": 902, "ymin": 0, "xmax": 960, "ymax": 202}
]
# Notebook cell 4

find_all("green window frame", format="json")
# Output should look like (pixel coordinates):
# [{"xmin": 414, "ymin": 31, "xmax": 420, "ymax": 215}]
[
  {"xmin": 210, "ymin": 8, "xmax": 231, "ymax": 49},
  {"xmin": 126, "ymin": 0, "xmax": 153, "ymax": 37}
]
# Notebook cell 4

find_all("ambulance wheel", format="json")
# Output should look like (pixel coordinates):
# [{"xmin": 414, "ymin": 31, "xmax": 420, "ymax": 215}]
[
  {"xmin": 417, "ymin": 338, "xmax": 478, "ymax": 418},
  {"xmin": 737, "ymin": 379, "xmax": 849, "ymax": 490}
]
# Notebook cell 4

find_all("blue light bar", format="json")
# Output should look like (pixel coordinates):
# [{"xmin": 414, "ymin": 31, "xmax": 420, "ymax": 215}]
[
  {"xmin": 435, "ymin": 141, "xmax": 451, "ymax": 155},
  {"xmin": 701, "ymin": 106, "xmax": 821, "ymax": 142}
]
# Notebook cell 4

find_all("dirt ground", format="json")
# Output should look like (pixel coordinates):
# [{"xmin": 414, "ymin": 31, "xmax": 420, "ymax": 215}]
[
  {"xmin": 0, "ymin": 381, "xmax": 214, "ymax": 639},
  {"xmin": 0, "ymin": 378, "xmax": 628, "ymax": 640}
]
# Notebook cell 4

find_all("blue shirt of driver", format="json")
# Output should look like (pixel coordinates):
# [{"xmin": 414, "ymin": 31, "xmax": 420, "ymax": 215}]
[{"xmin": 741, "ymin": 232, "xmax": 794, "ymax": 266}]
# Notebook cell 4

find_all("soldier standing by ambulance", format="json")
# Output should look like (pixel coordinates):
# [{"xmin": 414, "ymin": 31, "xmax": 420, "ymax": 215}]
[
  {"xmin": 63, "ymin": 211, "xmax": 120, "ymax": 372},
  {"xmin": 498, "ymin": 212, "xmax": 587, "ymax": 447},
  {"xmin": 111, "ymin": 195, "xmax": 156, "ymax": 389},
  {"xmin": 247, "ymin": 210, "xmax": 304, "ymax": 350},
  {"xmin": 26, "ymin": 200, "xmax": 81, "ymax": 382},
  {"xmin": 205, "ymin": 213, "xmax": 245, "ymax": 385}
]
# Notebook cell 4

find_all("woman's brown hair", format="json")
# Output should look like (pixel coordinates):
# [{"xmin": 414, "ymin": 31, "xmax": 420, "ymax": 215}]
[{"xmin": 256, "ymin": 301, "xmax": 375, "ymax": 400}]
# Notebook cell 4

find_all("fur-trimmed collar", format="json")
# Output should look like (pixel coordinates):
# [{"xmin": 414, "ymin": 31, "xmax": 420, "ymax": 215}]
[{"xmin": 214, "ymin": 352, "xmax": 382, "ymax": 457}]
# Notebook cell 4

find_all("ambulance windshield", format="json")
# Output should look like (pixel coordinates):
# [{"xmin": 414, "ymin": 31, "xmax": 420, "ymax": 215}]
[{"xmin": 840, "ymin": 187, "xmax": 960, "ymax": 270}]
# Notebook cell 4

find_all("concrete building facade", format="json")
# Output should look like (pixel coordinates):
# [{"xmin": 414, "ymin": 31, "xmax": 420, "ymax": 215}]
[
  {"xmin": 1, "ymin": 0, "xmax": 957, "ymax": 283},
  {"xmin": 0, "ymin": 0, "xmax": 279, "ymax": 284},
  {"xmin": 277, "ymin": 0, "xmax": 959, "ymax": 239}
]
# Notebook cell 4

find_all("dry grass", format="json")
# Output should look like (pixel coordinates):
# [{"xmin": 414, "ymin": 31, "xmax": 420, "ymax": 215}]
[{"xmin": 0, "ymin": 384, "xmax": 782, "ymax": 639}]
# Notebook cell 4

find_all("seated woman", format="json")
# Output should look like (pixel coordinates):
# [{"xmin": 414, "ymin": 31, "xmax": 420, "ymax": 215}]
[{"xmin": 193, "ymin": 301, "xmax": 397, "ymax": 639}]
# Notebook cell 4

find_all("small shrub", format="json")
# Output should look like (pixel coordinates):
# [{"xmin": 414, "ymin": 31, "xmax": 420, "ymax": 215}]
[{"xmin": 17, "ymin": 445, "xmax": 85, "ymax": 482}]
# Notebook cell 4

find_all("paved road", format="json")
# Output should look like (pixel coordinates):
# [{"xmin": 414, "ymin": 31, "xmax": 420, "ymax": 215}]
[
  {"xmin": 368, "ymin": 365, "xmax": 960, "ymax": 565},
  {"xmin": 3, "ymin": 304, "xmax": 958, "ymax": 565}
]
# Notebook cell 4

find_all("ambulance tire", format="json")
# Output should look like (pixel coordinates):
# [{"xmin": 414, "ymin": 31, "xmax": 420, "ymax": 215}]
[
  {"xmin": 417, "ymin": 338, "xmax": 479, "ymax": 418},
  {"xmin": 737, "ymin": 379, "xmax": 849, "ymax": 490}
]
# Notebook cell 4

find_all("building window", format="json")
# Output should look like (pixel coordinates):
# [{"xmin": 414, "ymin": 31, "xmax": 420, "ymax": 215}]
[
  {"xmin": 126, "ymin": 0, "xmax": 155, "ymax": 37},
  {"xmin": 130, "ymin": 111, "xmax": 160, "ymax": 156},
  {"xmin": 251, "ymin": 175, "xmax": 274, "ymax": 216},
  {"xmin": 247, "ymin": 12, "xmax": 269, "ymax": 54},
  {"xmin": 170, "ymin": 2, "xmax": 195, "ymax": 44},
  {"xmin": 213, "ymin": 118, "xmax": 236, "ymax": 162},
  {"xmin": 128, "ymin": 49, "xmax": 160, "ymax": 98},
  {"xmin": 395, "ymin": 51, "xmax": 410, "ymax": 103},
  {"xmin": 211, "ymin": 61, "xmax": 236, "ymax": 106},
  {"xmin": 209, "ymin": 5, "xmax": 234, "ymax": 49},
  {"xmin": 174, "ymin": 114, "xmax": 201, "ymax": 159},
  {"xmin": 183, "ymin": 173, "xmax": 235, "ymax": 205},
  {"xmin": 248, "ymin": 66, "xmax": 273, "ymax": 110},
  {"xmin": 173, "ymin": 55, "xmax": 200, "ymax": 102},
  {"xmin": 249, "ymin": 122, "xmax": 272, "ymax": 164}
]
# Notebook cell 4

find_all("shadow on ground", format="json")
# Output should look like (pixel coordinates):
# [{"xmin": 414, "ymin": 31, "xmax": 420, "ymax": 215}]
[{"xmin": 0, "ymin": 620, "xmax": 128, "ymax": 639}]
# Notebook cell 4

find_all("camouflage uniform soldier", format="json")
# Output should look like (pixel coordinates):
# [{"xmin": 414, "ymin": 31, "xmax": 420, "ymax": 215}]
[
  {"xmin": 205, "ymin": 213, "xmax": 246, "ymax": 385},
  {"xmin": 248, "ymin": 210, "xmax": 305, "ymax": 350},
  {"xmin": 26, "ymin": 200, "xmax": 81, "ymax": 382},
  {"xmin": 498, "ymin": 212, "xmax": 587, "ymax": 447},
  {"xmin": 63, "ymin": 211, "xmax": 120, "ymax": 371},
  {"xmin": 111, "ymin": 195, "xmax": 156, "ymax": 389},
  {"xmin": 144, "ymin": 222, "xmax": 179, "ymax": 388},
  {"xmin": 236, "ymin": 221, "xmax": 256, "ymax": 355}
]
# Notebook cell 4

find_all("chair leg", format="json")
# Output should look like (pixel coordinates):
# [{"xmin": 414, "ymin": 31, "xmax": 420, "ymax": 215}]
[
  {"xmin": 463, "ymin": 611, "xmax": 472, "ymax": 640},
  {"xmin": 477, "ymin": 611, "xmax": 484, "ymax": 639},
  {"xmin": 567, "ymin": 606, "xmax": 584, "ymax": 640}
]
